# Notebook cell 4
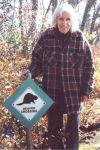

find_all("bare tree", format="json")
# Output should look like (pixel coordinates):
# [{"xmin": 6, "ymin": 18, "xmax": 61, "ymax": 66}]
[
  {"xmin": 19, "ymin": 0, "xmax": 23, "ymax": 39},
  {"xmin": 89, "ymin": 3, "xmax": 100, "ymax": 44},
  {"xmin": 25, "ymin": 0, "xmax": 38, "ymax": 39},
  {"xmin": 21, "ymin": 0, "xmax": 38, "ymax": 56},
  {"xmin": 90, "ymin": 4, "xmax": 100, "ymax": 34},
  {"xmin": 67, "ymin": 0, "xmax": 81, "ymax": 6},
  {"xmin": 80, "ymin": 0, "xmax": 97, "ymax": 31},
  {"xmin": 52, "ymin": 0, "xmax": 58, "ymax": 13}
]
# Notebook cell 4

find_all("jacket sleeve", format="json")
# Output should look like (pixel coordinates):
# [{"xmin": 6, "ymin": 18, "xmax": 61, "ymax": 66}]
[
  {"xmin": 81, "ymin": 39, "xmax": 95, "ymax": 97},
  {"xmin": 28, "ymin": 33, "xmax": 45, "ymax": 78}
]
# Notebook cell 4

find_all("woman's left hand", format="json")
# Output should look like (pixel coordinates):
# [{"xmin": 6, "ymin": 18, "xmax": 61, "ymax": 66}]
[{"xmin": 81, "ymin": 95, "xmax": 88, "ymax": 106}]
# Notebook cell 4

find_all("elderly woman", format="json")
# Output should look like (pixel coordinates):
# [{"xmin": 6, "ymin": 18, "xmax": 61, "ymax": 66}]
[{"xmin": 27, "ymin": 3, "xmax": 94, "ymax": 150}]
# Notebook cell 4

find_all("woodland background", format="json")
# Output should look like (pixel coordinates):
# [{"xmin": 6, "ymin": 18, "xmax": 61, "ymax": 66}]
[{"xmin": 0, "ymin": 0, "xmax": 100, "ymax": 149}]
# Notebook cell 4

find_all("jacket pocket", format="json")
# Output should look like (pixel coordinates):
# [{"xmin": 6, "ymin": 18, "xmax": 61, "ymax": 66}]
[
  {"xmin": 43, "ymin": 50, "xmax": 57, "ymax": 67},
  {"xmin": 69, "ymin": 53, "xmax": 84, "ymax": 67}
]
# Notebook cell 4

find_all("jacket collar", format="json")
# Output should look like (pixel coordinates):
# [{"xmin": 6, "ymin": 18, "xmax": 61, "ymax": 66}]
[{"xmin": 52, "ymin": 27, "xmax": 80, "ymax": 39}]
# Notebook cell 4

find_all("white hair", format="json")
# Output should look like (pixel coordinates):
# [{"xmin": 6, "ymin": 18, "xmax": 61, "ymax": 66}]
[{"xmin": 52, "ymin": 3, "xmax": 79, "ymax": 32}]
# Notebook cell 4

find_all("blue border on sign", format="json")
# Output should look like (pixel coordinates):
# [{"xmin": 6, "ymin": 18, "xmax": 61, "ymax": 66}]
[{"xmin": 4, "ymin": 77, "xmax": 54, "ymax": 129}]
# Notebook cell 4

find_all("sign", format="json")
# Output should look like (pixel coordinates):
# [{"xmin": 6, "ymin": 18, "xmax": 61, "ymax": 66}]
[{"xmin": 4, "ymin": 77, "xmax": 54, "ymax": 129}]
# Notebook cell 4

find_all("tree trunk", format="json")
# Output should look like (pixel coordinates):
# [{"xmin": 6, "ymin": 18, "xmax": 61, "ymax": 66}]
[
  {"xmin": 29, "ymin": 0, "xmax": 38, "ymax": 38},
  {"xmin": 80, "ymin": 0, "xmax": 97, "ymax": 31},
  {"xmin": 19, "ymin": 0, "xmax": 23, "ymax": 39},
  {"xmin": 90, "ymin": 4, "xmax": 100, "ymax": 34},
  {"xmin": 52, "ymin": 0, "xmax": 58, "ymax": 13},
  {"xmin": 68, "ymin": 0, "xmax": 79, "ymax": 7}
]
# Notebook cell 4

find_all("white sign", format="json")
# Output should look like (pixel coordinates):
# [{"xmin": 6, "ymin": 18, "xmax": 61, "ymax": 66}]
[
  {"xmin": 13, "ymin": 87, "xmax": 46, "ymax": 121},
  {"xmin": 4, "ymin": 77, "xmax": 54, "ymax": 128}
]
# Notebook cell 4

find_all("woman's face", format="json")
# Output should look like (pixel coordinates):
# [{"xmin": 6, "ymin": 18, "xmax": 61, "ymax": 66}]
[{"xmin": 56, "ymin": 11, "xmax": 72, "ymax": 34}]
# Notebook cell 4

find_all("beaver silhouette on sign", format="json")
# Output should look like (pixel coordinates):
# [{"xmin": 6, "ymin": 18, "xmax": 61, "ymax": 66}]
[{"xmin": 17, "ymin": 93, "xmax": 38, "ymax": 105}]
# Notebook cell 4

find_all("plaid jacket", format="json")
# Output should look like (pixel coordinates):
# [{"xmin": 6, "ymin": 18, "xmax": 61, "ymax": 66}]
[{"xmin": 28, "ymin": 27, "xmax": 94, "ymax": 114}]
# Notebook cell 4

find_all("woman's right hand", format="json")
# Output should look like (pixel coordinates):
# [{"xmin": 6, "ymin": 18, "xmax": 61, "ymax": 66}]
[{"xmin": 20, "ymin": 70, "xmax": 30, "ymax": 81}]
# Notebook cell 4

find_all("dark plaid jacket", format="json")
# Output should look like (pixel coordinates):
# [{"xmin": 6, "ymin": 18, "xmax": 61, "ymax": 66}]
[{"xmin": 28, "ymin": 27, "xmax": 94, "ymax": 114}]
